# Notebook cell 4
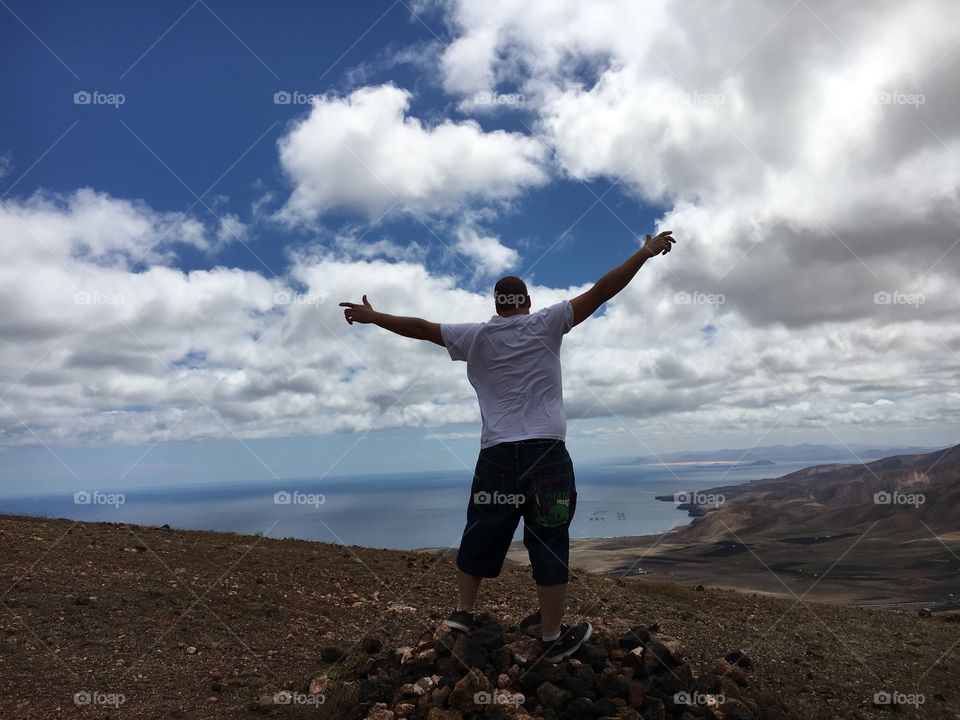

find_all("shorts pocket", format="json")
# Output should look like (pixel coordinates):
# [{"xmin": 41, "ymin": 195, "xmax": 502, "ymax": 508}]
[{"xmin": 529, "ymin": 473, "xmax": 574, "ymax": 528}]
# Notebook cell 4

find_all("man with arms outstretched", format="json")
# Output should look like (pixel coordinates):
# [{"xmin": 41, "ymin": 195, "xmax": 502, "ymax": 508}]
[{"xmin": 340, "ymin": 230, "xmax": 675, "ymax": 662}]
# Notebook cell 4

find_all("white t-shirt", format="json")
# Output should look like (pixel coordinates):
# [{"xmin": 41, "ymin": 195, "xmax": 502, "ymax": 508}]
[{"xmin": 441, "ymin": 300, "xmax": 575, "ymax": 449}]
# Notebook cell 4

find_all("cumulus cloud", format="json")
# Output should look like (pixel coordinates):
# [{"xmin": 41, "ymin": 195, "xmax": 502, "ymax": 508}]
[
  {"xmin": 1, "ymin": 185, "xmax": 958, "ymax": 451},
  {"xmin": 0, "ymin": 191, "xmax": 504, "ymax": 448},
  {"xmin": 453, "ymin": 226, "xmax": 519, "ymax": 278},
  {"xmin": 434, "ymin": 0, "xmax": 960, "ymax": 328},
  {"xmin": 215, "ymin": 214, "xmax": 249, "ymax": 249},
  {"xmin": 1, "ymin": 188, "xmax": 211, "ymax": 268},
  {"xmin": 276, "ymin": 83, "xmax": 549, "ymax": 223}
]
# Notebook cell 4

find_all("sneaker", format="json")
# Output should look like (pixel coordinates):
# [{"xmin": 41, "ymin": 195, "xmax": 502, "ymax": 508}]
[
  {"xmin": 442, "ymin": 609, "xmax": 474, "ymax": 633},
  {"xmin": 519, "ymin": 608, "xmax": 542, "ymax": 629},
  {"xmin": 542, "ymin": 622, "xmax": 593, "ymax": 663}
]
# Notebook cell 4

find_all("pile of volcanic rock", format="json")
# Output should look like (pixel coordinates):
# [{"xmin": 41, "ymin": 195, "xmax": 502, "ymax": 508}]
[{"xmin": 317, "ymin": 612, "xmax": 787, "ymax": 720}]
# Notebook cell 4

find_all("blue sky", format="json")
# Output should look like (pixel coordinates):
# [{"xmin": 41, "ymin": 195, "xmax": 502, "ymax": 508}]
[
  {"xmin": 2, "ymin": 0, "xmax": 654, "ymax": 281},
  {"xmin": 2, "ymin": 0, "xmax": 959, "ymax": 494}
]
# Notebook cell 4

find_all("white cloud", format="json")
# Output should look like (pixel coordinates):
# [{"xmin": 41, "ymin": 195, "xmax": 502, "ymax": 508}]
[
  {"xmin": 3, "ymin": 1, "xmax": 960, "ymax": 457},
  {"xmin": 215, "ymin": 214, "xmax": 249, "ymax": 248},
  {"xmin": 1, "ymin": 187, "xmax": 958, "ymax": 453},
  {"xmin": 435, "ymin": 0, "xmax": 960, "ymax": 328},
  {"xmin": 1, "ymin": 188, "xmax": 209, "ymax": 267},
  {"xmin": 453, "ymin": 225, "xmax": 519, "ymax": 278},
  {"xmin": 275, "ymin": 83, "xmax": 549, "ymax": 223}
]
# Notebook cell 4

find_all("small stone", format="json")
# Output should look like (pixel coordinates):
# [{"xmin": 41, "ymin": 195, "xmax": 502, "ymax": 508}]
[
  {"xmin": 433, "ymin": 656, "xmax": 460, "ymax": 677},
  {"xmin": 413, "ymin": 676, "xmax": 435, "ymax": 695},
  {"xmin": 185, "ymin": 646, "xmax": 198, "ymax": 655},
  {"xmin": 452, "ymin": 634, "xmax": 488, "ymax": 668},
  {"xmin": 710, "ymin": 657, "xmax": 750, "ymax": 686},
  {"xmin": 490, "ymin": 646, "xmax": 512, "ymax": 672},
  {"xmin": 576, "ymin": 642, "xmax": 608, "ymax": 670},
  {"xmin": 357, "ymin": 676, "xmax": 396, "ymax": 705},
  {"xmin": 642, "ymin": 696, "xmax": 666, "ymax": 720},
  {"xmin": 653, "ymin": 634, "xmax": 682, "ymax": 656},
  {"xmin": 447, "ymin": 667, "xmax": 493, "ymax": 712},
  {"xmin": 597, "ymin": 666, "xmax": 630, "ymax": 698},
  {"xmin": 536, "ymin": 680, "xmax": 572, "ymax": 710},
  {"xmin": 718, "ymin": 675, "xmax": 743, "ymax": 699},
  {"xmin": 618, "ymin": 625, "xmax": 652, "ymax": 648},
  {"xmin": 562, "ymin": 696, "xmax": 595, "ymax": 719},
  {"xmin": 594, "ymin": 697, "xmax": 617, "ymax": 717},
  {"xmin": 309, "ymin": 675, "xmax": 329, "ymax": 695},
  {"xmin": 623, "ymin": 646, "xmax": 645, "ymax": 671},
  {"xmin": 508, "ymin": 636, "xmax": 542, "ymax": 665},
  {"xmin": 724, "ymin": 649, "xmax": 753, "ymax": 669},
  {"xmin": 494, "ymin": 689, "xmax": 525, "ymax": 709},
  {"xmin": 426, "ymin": 708, "xmax": 462, "ymax": 720},
  {"xmin": 365, "ymin": 702, "xmax": 394, "ymax": 720},
  {"xmin": 320, "ymin": 645, "xmax": 347, "ymax": 662},
  {"xmin": 650, "ymin": 661, "xmax": 693, "ymax": 696},
  {"xmin": 718, "ymin": 697, "xmax": 756, "ymax": 718},
  {"xmin": 360, "ymin": 636, "xmax": 383, "ymax": 654},
  {"xmin": 628, "ymin": 680, "xmax": 647, "ymax": 709}
]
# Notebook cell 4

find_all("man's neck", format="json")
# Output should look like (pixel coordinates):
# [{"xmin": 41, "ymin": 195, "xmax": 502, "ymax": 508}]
[{"xmin": 497, "ymin": 309, "xmax": 530, "ymax": 318}]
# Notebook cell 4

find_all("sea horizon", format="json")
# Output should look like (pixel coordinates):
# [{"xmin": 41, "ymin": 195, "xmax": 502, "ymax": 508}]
[{"xmin": 0, "ymin": 459, "xmax": 821, "ymax": 551}]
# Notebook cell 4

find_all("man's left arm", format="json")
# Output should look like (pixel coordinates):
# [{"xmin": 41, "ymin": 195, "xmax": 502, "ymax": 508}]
[{"xmin": 339, "ymin": 295, "xmax": 444, "ymax": 347}]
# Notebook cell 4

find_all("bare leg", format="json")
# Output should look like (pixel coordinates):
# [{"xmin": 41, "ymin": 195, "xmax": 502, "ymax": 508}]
[
  {"xmin": 537, "ymin": 582, "xmax": 567, "ymax": 638},
  {"xmin": 456, "ymin": 569, "xmax": 482, "ymax": 611}
]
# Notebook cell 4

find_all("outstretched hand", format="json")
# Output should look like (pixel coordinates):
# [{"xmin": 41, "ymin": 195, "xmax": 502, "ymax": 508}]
[
  {"xmin": 339, "ymin": 295, "xmax": 376, "ymax": 325},
  {"xmin": 643, "ymin": 230, "xmax": 676, "ymax": 256}
]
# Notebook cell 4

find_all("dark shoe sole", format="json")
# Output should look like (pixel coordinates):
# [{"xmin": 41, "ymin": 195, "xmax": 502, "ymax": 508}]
[{"xmin": 543, "ymin": 623, "xmax": 592, "ymax": 663}]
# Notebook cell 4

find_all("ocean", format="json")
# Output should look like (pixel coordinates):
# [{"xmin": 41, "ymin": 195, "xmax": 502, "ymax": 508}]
[{"xmin": 0, "ymin": 461, "xmax": 817, "ymax": 550}]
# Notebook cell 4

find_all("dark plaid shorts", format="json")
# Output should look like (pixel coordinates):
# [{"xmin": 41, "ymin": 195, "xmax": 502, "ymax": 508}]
[{"xmin": 456, "ymin": 438, "xmax": 577, "ymax": 586}]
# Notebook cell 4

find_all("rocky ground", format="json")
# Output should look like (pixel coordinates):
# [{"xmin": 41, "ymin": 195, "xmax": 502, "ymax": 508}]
[
  {"xmin": 316, "ymin": 613, "xmax": 780, "ymax": 719},
  {"xmin": 1, "ymin": 514, "xmax": 959, "ymax": 719}
]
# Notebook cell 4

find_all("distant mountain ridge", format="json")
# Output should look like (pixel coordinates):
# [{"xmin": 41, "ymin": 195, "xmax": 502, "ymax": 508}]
[
  {"xmin": 627, "ymin": 442, "xmax": 936, "ymax": 465},
  {"xmin": 661, "ymin": 443, "xmax": 960, "ymax": 541},
  {"xmin": 566, "ymin": 444, "xmax": 960, "ymax": 607}
]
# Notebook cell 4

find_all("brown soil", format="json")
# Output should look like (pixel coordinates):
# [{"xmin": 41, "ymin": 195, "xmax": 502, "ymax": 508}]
[{"xmin": 1, "ymin": 514, "xmax": 958, "ymax": 719}]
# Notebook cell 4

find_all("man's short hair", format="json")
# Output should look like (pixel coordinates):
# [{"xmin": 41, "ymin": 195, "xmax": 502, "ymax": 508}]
[{"xmin": 494, "ymin": 276, "xmax": 530, "ymax": 313}]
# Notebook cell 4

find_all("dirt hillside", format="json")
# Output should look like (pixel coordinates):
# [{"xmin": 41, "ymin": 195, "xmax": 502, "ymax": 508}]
[{"xmin": 1, "ymin": 514, "xmax": 958, "ymax": 719}]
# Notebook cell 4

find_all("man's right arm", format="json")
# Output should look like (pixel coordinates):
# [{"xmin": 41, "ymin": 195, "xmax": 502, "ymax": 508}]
[{"xmin": 569, "ymin": 230, "xmax": 675, "ymax": 327}]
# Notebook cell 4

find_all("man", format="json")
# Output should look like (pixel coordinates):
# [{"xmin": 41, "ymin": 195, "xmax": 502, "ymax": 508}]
[{"xmin": 340, "ymin": 229, "xmax": 675, "ymax": 662}]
